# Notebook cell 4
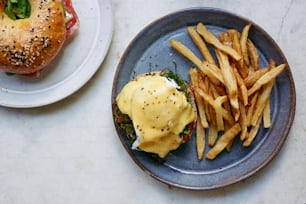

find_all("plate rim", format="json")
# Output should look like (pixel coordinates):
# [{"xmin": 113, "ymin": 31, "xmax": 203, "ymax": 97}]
[
  {"xmin": 0, "ymin": 0, "xmax": 114, "ymax": 108},
  {"xmin": 111, "ymin": 7, "xmax": 296, "ymax": 190}
]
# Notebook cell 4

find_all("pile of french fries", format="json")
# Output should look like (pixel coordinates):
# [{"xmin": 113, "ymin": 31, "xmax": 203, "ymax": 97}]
[{"xmin": 170, "ymin": 22, "xmax": 285, "ymax": 160}]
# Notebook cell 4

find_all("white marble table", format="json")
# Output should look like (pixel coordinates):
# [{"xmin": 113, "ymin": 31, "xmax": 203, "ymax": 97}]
[{"xmin": 0, "ymin": 0, "xmax": 305, "ymax": 203}]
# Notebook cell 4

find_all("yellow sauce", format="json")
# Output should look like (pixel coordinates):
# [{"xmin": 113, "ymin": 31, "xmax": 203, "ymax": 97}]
[{"xmin": 116, "ymin": 74, "xmax": 195, "ymax": 158}]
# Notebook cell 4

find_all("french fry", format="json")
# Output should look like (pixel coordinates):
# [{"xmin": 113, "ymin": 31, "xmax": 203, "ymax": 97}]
[
  {"xmin": 247, "ymin": 39, "xmax": 259, "ymax": 71},
  {"xmin": 246, "ymin": 92, "xmax": 259, "ymax": 126},
  {"xmin": 206, "ymin": 123, "xmax": 241, "ymax": 160},
  {"xmin": 263, "ymin": 98, "xmax": 271, "ymax": 128},
  {"xmin": 250, "ymin": 80, "xmax": 275, "ymax": 126},
  {"xmin": 170, "ymin": 22, "xmax": 285, "ymax": 159},
  {"xmin": 215, "ymin": 48, "xmax": 240, "ymax": 121},
  {"xmin": 228, "ymin": 29, "xmax": 248, "ymax": 79},
  {"xmin": 196, "ymin": 116, "xmax": 206, "ymax": 160},
  {"xmin": 248, "ymin": 64, "xmax": 285, "ymax": 97},
  {"xmin": 244, "ymin": 66, "xmax": 270, "ymax": 88},
  {"xmin": 262, "ymin": 60, "xmax": 275, "ymax": 128},
  {"xmin": 228, "ymin": 29, "xmax": 242, "ymax": 56},
  {"xmin": 219, "ymin": 31, "xmax": 232, "ymax": 48},
  {"xmin": 196, "ymin": 87, "xmax": 235, "ymax": 127},
  {"xmin": 243, "ymin": 115, "xmax": 261, "ymax": 147},
  {"xmin": 187, "ymin": 26, "xmax": 216, "ymax": 65},
  {"xmin": 208, "ymin": 124, "xmax": 218, "ymax": 147},
  {"xmin": 240, "ymin": 23, "xmax": 252, "ymax": 66},
  {"xmin": 214, "ymin": 96, "xmax": 228, "ymax": 131},
  {"xmin": 189, "ymin": 69, "xmax": 209, "ymax": 128},
  {"xmin": 196, "ymin": 23, "xmax": 242, "ymax": 61},
  {"xmin": 233, "ymin": 65, "xmax": 248, "ymax": 106},
  {"xmin": 239, "ymin": 100, "xmax": 248, "ymax": 141},
  {"xmin": 170, "ymin": 39, "xmax": 224, "ymax": 85}
]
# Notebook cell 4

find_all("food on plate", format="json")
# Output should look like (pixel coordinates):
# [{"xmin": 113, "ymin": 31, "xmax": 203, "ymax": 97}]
[
  {"xmin": 0, "ymin": 0, "xmax": 80, "ymax": 76},
  {"xmin": 114, "ymin": 70, "xmax": 196, "ymax": 158},
  {"xmin": 170, "ymin": 22, "xmax": 286, "ymax": 160}
]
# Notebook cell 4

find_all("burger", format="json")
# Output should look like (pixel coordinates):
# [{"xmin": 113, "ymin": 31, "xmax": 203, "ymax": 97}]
[
  {"xmin": 0, "ymin": 0, "xmax": 79, "ymax": 77},
  {"xmin": 114, "ymin": 70, "xmax": 197, "ymax": 158}
]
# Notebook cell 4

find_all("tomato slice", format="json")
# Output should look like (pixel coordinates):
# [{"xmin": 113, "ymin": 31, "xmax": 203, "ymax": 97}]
[{"xmin": 62, "ymin": 0, "xmax": 80, "ymax": 40}]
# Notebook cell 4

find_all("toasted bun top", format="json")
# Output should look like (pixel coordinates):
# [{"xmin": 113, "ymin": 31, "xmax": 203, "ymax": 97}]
[{"xmin": 0, "ymin": 0, "xmax": 66, "ymax": 75}]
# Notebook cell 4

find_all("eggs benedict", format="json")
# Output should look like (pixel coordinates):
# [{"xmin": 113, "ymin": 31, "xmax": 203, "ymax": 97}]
[{"xmin": 114, "ymin": 71, "xmax": 196, "ymax": 158}]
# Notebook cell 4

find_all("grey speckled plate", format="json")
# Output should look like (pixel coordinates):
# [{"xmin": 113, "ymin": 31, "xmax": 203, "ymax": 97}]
[{"xmin": 111, "ymin": 8, "xmax": 296, "ymax": 190}]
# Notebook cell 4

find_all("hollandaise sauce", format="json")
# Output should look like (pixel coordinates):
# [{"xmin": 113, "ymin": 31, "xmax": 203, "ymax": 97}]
[{"xmin": 116, "ymin": 74, "xmax": 195, "ymax": 158}]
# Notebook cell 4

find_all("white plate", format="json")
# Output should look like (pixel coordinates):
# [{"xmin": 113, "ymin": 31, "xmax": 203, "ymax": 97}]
[{"xmin": 0, "ymin": 0, "xmax": 113, "ymax": 108}]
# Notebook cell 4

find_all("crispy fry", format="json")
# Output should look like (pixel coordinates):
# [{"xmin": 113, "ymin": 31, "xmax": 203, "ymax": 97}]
[
  {"xmin": 244, "ymin": 66, "xmax": 270, "ymax": 88},
  {"xmin": 250, "ymin": 80, "xmax": 275, "ymax": 126},
  {"xmin": 197, "ymin": 23, "xmax": 242, "ymax": 61},
  {"xmin": 196, "ymin": 116, "xmax": 206, "ymax": 160},
  {"xmin": 247, "ymin": 39, "xmax": 259, "ymax": 70},
  {"xmin": 263, "ymin": 98, "xmax": 271, "ymax": 128},
  {"xmin": 228, "ymin": 29, "xmax": 242, "ymax": 56},
  {"xmin": 246, "ymin": 92, "xmax": 259, "ymax": 126},
  {"xmin": 170, "ymin": 23, "xmax": 285, "ymax": 159},
  {"xmin": 170, "ymin": 39, "xmax": 224, "ymax": 85},
  {"xmin": 238, "ymin": 100, "xmax": 248, "ymax": 141},
  {"xmin": 206, "ymin": 123, "xmax": 241, "ymax": 160},
  {"xmin": 214, "ymin": 96, "xmax": 228, "ymax": 131},
  {"xmin": 208, "ymin": 124, "xmax": 218, "ymax": 147},
  {"xmin": 233, "ymin": 65, "xmax": 248, "ymax": 106},
  {"xmin": 228, "ymin": 29, "xmax": 248, "ymax": 79},
  {"xmin": 243, "ymin": 115, "xmax": 261, "ymax": 147},
  {"xmin": 219, "ymin": 31, "xmax": 232, "ymax": 47},
  {"xmin": 215, "ymin": 49, "xmax": 240, "ymax": 121},
  {"xmin": 187, "ymin": 26, "xmax": 216, "ymax": 65},
  {"xmin": 189, "ymin": 69, "xmax": 209, "ymax": 128},
  {"xmin": 196, "ymin": 87, "xmax": 235, "ymax": 126},
  {"xmin": 248, "ymin": 64, "xmax": 285, "ymax": 97},
  {"xmin": 240, "ymin": 23, "xmax": 252, "ymax": 66}
]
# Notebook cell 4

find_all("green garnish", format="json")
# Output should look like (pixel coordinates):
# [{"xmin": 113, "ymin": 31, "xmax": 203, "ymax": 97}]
[
  {"xmin": 5, "ymin": 72, "xmax": 16, "ymax": 76},
  {"xmin": 114, "ymin": 105, "xmax": 136, "ymax": 142},
  {"xmin": 160, "ymin": 69, "xmax": 191, "ymax": 103},
  {"xmin": 4, "ymin": 0, "xmax": 31, "ymax": 20},
  {"xmin": 60, "ymin": 2, "xmax": 67, "ymax": 17}
]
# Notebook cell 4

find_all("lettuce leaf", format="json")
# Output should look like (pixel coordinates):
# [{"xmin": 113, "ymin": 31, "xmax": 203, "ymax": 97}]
[{"xmin": 4, "ymin": 0, "xmax": 31, "ymax": 20}]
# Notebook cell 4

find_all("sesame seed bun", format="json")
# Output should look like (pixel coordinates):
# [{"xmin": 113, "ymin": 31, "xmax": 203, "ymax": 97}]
[{"xmin": 0, "ymin": 0, "xmax": 67, "ymax": 75}]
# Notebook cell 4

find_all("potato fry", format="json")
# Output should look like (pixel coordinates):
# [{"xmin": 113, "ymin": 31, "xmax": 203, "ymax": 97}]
[
  {"xmin": 170, "ymin": 22, "xmax": 285, "ymax": 159},
  {"xmin": 240, "ymin": 23, "xmax": 252, "ymax": 66},
  {"xmin": 248, "ymin": 64, "xmax": 285, "ymax": 97},
  {"xmin": 196, "ymin": 23, "xmax": 242, "ymax": 61},
  {"xmin": 246, "ymin": 92, "xmax": 259, "ymax": 126},
  {"xmin": 170, "ymin": 39, "xmax": 224, "ymax": 85},
  {"xmin": 196, "ymin": 116, "xmax": 206, "ymax": 160},
  {"xmin": 215, "ymin": 49, "xmax": 240, "ymax": 121},
  {"xmin": 247, "ymin": 39, "xmax": 259, "ymax": 70},
  {"xmin": 228, "ymin": 29, "xmax": 249, "ymax": 79},
  {"xmin": 263, "ymin": 98, "xmax": 271, "ymax": 128},
  {"xmin": 219, "ymin": 31, "xmax": 232, "ymax": 47},
  {"xmin": 233, "ymin": 65, "xmax": 248, "ymax": 106},
  {"xmin": 206, "ymin": 123, "xmax": 241, "ymax": 160},
  {"xmin": 243, "ymin": 115, "xmax": 261, "ymax": 147},
  {"xmin": 214, "ymin": 96, "xmax": 228, "ymax": 131},
  {"xmin": 196, "ymin": 87, "xmax": 235, "ymax": 126},
  {"xmin": 187, "ymin": 26, "xmax": 216, "ymax": 65},
  {"xmin": 250, "ymin": 80, "xmax": 275, "ymax": 126},
  {"xmin": 244, "ymin": 66, "xmax": 270, "ymax": 88},
  {"xmin": 228, "ymin": 29, "xmax": 242, "ymax": 56},
  {"xmin": 189, "ymin": 69, "xmax": 209, "ymax": 128},
  {"xmin": 208, "ymin": 124, "xmax": 218, "ymax": 147},
  {"xmin": 239, "ymin": 100, "xmax": 248, "ymax": 141}
]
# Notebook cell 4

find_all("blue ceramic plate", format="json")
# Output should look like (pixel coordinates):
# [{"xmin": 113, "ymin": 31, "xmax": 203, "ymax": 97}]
[{"xmin": 111, "ymin": 8, "xmax": 295, "ymax": 190}]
